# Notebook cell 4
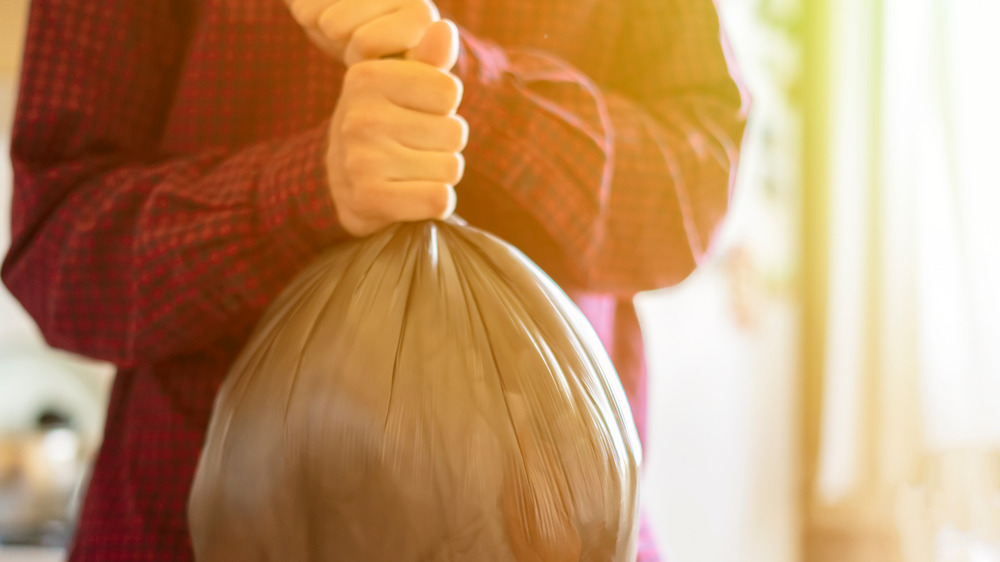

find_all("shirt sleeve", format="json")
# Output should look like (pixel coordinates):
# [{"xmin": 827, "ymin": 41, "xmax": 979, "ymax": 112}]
[
  {"xmin": 449, "ymin": 0, "xmax": 749, "ymax": 295},
  {"xmin": 1, "ymin": 0, "xmax": 347, "ymax": 367}
]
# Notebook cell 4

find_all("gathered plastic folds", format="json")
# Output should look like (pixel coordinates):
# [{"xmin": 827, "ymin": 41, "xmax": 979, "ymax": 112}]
[{"xmin": 188, "ymin": 219, "xmax": 642, "ymax": 561}]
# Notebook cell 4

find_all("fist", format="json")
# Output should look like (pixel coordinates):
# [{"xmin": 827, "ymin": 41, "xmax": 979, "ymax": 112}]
[
  {"xmin": 325, "ymin": 21, "xmax": 468, "ymax": 237},
  {"xmin": 287, "ymin": 0, "xmax": 443, "ymax": 66}
]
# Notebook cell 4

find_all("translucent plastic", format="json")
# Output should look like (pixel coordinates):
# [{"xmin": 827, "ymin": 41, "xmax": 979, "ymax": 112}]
[{"xmin": 189, "ymin": 219, "xmax": 641, "ymax": 561}]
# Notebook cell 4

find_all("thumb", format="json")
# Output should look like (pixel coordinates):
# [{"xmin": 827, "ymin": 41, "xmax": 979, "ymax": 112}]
[{"xmin": 406, "ymin": 19, "xmax": 459, "ymax": 71}]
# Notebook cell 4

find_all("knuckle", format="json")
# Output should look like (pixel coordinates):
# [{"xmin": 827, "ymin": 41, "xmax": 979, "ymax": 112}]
[
  {"xmin": 317, "ymin": 9, "xmax": 348, "ymax": 41},
  {"xmin": 338, "ymin": 114, "xmax": 360, "ymax": 138},
  {"xmin": 348, "ymin": 32, "xmax": 378, "ymax": 60},
  {"xmin": 343, "ymin": 149, "xmax": 379, "ymax": 178},
  {"xmin": 289, "ymin": 2, "xmax": 307, "ymax": 24},
  {"xmin": 288, "ymin": 1, "xmax": 317, "ymax": 25},
  {"xmin": 339, "ymin": 110, "xmax": 380, "ymax": 139},
  {"xmin": 344, "ymin": 61, "xmax": 380, "ymax": 87}
]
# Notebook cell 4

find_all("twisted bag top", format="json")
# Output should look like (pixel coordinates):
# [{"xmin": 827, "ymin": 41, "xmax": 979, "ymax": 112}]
[{"xmin": 189, "ymin": 220, "xmax": 641, "ymax": 561}]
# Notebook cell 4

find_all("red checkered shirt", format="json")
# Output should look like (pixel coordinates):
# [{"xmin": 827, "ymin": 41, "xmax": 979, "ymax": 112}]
[{"xmin": 3, "ymin": 0, "xmax": 747, "ymax": 559}]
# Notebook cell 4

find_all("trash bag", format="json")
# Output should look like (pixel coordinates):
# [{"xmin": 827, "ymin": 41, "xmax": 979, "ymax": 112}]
[{"xmin": 188, "ymin": 219, "xmax": 641, "ymax": 562}]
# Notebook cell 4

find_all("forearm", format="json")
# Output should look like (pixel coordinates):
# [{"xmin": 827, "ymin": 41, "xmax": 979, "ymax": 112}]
[
  {"xmin": 589, "ymin": 88, "xmax": 746, "ymax": 292},
  {"xmin": 2, "ymin": 124, "xmax": 345, "ymax": 367},
  {"xmin": 451, "ymin": 24, "xmax": 746, "ymax": 295}
]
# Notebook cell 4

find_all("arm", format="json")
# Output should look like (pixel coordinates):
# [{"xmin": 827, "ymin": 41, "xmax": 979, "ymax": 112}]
[
  {"xmin": 1, "ymin": 1, "xmax": 345, "ymax": 367},
  {"xmin": 450, "ymin": 0, "xmax": 749, "ymax": 294}
]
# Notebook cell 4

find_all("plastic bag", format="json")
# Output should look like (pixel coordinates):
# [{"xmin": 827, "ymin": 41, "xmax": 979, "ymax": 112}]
[{"xmin": 189, "ymin": 219, "xmax": 641, "ymax": 561}]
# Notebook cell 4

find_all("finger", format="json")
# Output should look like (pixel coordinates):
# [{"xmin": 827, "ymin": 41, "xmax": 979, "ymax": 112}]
[
  {"xmin": 343, "ymin": 1, "xmax": 439, "ymax": 65},
  {"xmin": 371, "ymin": 60, "xmax": 463, "ymax": 115},
  {"xmin": 338, "ymin": 106, "xmax": 467, "ymax": 154},
  {"xmin": 369, "ymin": 181, "xmax": 457, "ymax": 222},
  {"xmin": 288, "ymin": 0, "xmax": 363, "ymax": 28},
  {"xmin": 383, "ymin": 145, "xmax": 465, "ymax": 185},
  {"xmin": 287, "ymin": 0, "xmax": 330, "ymax": 27},
  {"xmin": 380, "ymin": 105, "xmax": 469, "ymax": 153},
  {"xmin": 316, "ymin": 0, "xmax": 408, "ymax": 50},
  {"xmin": 304, "ymin": 27, "xmax": 339, "ymax": 56},
  {"xmin": 406, "ymin": 19, "xmax": 459, "ymax": 70}
]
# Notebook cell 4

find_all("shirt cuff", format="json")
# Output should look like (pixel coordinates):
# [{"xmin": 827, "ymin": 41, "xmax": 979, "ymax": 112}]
[{"xmin": 256, "ymin": 122, "xmax": 349, "ymax": 258}]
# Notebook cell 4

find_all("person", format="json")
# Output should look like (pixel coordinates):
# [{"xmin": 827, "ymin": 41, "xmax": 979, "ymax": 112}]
[{"xmin": 1, "ymin": 0, "xmax": 747, "ymax": 560}]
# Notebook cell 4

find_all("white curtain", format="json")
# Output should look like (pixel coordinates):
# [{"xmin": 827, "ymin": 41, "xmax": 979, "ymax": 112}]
[
  {"xmin": 904, "ymin": 0, "xmax": 1000, "ymax": 451},
  {"xmin": 815, "ymin": 0, "xmax": 1000, "ymax": 556}
]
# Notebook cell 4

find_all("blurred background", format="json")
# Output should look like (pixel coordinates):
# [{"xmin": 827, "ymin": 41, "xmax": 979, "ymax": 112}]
[{"xmin": 1, "ymin": 0, "xmax": 999, "ymax": 560}]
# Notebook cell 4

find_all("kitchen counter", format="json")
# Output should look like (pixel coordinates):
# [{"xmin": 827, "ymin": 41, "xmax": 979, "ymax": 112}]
[{"xmin": 0, "ymin": 547, "xmax": 64, "ymax": 562}]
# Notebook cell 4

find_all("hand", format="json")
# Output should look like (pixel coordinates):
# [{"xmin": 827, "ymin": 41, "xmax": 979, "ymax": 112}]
[
  {"xmin": 325, "ymin": 21, "xmax": 468, "ymax": 237},
  {"xmin": 287, "ymin": 0, "xmax": 443, "ymax": 67}
]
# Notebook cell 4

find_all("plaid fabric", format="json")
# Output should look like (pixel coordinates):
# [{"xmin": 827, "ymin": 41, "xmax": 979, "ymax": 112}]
[{"xmin": 2, "ymin": 0, "xmax": 746, "ymax": 560}]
